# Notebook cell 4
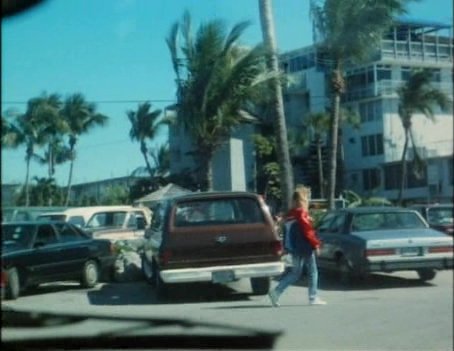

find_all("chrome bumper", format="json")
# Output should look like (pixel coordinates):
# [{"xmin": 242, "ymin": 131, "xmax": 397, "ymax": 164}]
[{"xmin": 160, "ymin": 262, "xmax": 285, "ymax": 284}]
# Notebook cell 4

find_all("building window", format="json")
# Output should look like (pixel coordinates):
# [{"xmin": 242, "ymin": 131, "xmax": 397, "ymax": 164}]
[
  {"xmin": 359, "ymin": 100, "xmax": 382, "ymax": 122},
  {"xmin": 401, "ymin": 66, "xmax": 411, "ymax": 81},
  {"xmin": 362, "ymin": 168, "xmax": 381, "ymax": 190},
  {"xmin": 384, "ymin": 164, "xmax": 400, "ymax": 190},
  {"xmin": 384, "ymin": 162, "xmax": 427, "ymax": 190},
  {"xmin": 361, "ymin": 134, "xmax": 384, "ymax": 157},
  {"xmin": 376, "ymin": 64, "xmax": 391, "ymax": 81}
]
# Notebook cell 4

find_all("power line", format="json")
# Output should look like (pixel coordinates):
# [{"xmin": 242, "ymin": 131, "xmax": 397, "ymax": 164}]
[{"xmin": 1, "ymin": 99, "xmax": 176, "ymax": 105}]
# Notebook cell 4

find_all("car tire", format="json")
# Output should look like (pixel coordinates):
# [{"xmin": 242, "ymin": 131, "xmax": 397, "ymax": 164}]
[
  {"xmin": 417, "ymin": 269, "xmax": 436, "ymax": 281},
  {"xmin": 81, "ymin": 260, "xmax": 99, "ymax": 288},
  {"xmin": 338, "ymin": 257, "xmax": 353, "ymax": 285},
  {"xmin": 250, "ymin": 277, "xmax": 270, "ymax": 295},
  {"xmin": 141, "ymin": 255, "xmax": 155, "ymax": 286},
  {"xmin": 5, "ymin": 267, "xmax": 20, "ymax": 300},
  {"xmin": 153, "ymin": 263, "xmax": 170, "ymax": 298}
]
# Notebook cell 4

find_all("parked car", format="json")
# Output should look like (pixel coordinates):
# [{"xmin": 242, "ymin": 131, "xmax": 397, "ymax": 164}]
[
  {"xmin": 141, "ymin": 191, "xmax": 284, "ymax": 297},
  {"xmin": 83, "ymin": 206, "xmax": 152, "ymax": 243},
  {"xmin": 410, "ymin": 204, "xmax": 453, "ymax": 236},
  {"xmin": 1, "ymin": 221, "xmax": 116, "ymax": 300},
  {"xmin": 316, "ymin": 207, "xmax": 453, "ymax": 284}
]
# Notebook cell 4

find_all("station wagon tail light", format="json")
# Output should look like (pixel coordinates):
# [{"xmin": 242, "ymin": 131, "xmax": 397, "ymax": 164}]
[
  {"xmin": 365, "ymin": 248, "xmax": 396, "ymax": 256},
  {"xmin": 428, "ymin": 246, "xmax": 453, "ymax": 253},
  {"xmin": 271, "ymin": 241, "xmax": 283, "ymax": 256}
]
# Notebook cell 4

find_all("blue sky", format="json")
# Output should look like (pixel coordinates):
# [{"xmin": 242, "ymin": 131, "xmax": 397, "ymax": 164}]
[{"xmin": 2, "ymin": 0, "xmax": 452, "ymax": 186}]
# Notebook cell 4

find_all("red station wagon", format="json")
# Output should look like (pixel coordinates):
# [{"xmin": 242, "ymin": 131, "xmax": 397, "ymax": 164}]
[{"xmin": 140, "ymin": 192, "xmax": 284, "ymax": 298}]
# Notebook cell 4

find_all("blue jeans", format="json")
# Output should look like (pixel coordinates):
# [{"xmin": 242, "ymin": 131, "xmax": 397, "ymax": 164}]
[{"xmin": 274, "ymin": 252, "xmax": 319, "ymax": 301}]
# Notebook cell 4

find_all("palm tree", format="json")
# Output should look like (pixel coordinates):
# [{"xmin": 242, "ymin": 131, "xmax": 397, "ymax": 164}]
[
  {"xmin": 167, "ymin": 11, "xmax": 272, "ymax": 191},
  {"xmin": 150, "ymin": 143, "xmax": 170, "ymax": 178},
  {"xmin": 127, "ymin": 102, "xmax": 164, "ymax": 178},
  {"xmin": 2, "ymin": 101, "xmax": 50, "ymax": 206},
  {"xmin": 396, "ymin": 69, "xmax": 451, "ymax": 204},
  {"xmin": 30, "ymin": 93, "xmax": 67, "ymax": 180},
  {"xmin": 258, "ymin": 0, "xmax": 294, "ymax": 210},
  {"xmin": 61, "ymin": 93, "xmax": 108, "ymax": 206},
  {"xmin": 303, "ymin": 112, "xmax": 331, "ymax": 198},
  {"xmin": 310, "ymin": 0, "xmax": 408, "ymax": 209}
]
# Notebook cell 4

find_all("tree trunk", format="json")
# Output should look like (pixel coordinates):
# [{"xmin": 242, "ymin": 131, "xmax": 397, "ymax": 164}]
[
  {"xmin": 141, "ymin": 141, "xmax": 154, "ymax": 178},
  {"xmin": 259, "ymin": 0, "xmax": 294, "ymax": 211},
  {"xmin": 316, "ymin": 139, "xmax": 325, "ymax": 199},
  {"xmin": 24, "ymin": 155, "xmax": 31, "ymax": 207},
  {"xmin": 327, "ymin": 66, "xmax": 343, "ymax": 210},
  {"xmin": 65, "ymin": 154, "xmax": 74, "ymax": 207},
  {"xmin": 398, "ymin": 129, "xmax": 410, "ymax": 205}
]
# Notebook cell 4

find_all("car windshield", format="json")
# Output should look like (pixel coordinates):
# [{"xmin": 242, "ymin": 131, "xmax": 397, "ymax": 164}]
[
  {"xmin": 85, "ymin": 211, "xmax": 127, "ymax": 229},
  {"xmin": 351, "ymin": 211, "xmax": 427, "ymax": 231},
  {"xmin": 427, "ymin": 207, "xmax": 454, "ymax": 225},
  {"xmin": 1, "ymin": 224, "xmax": 35, "ymax": 248}
]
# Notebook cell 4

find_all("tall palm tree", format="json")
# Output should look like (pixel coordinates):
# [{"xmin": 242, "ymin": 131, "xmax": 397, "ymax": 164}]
[
  {"xmin": 30, "ymin": 93, "xmax": 67, "ymax": 180},
  {"xmin": 303, "ymin": 112, "xmax": 331, "ymax": 198},
  {"xmin": 150, "ymin": 143, "xmax": 170, "ymax": 177},
  {"xmin": 2, "ymin": 100, "xmax": 50, "ymax": 206},
  {"xmin": 258, "ymin": 0, "xmax": 294, "ymax": 210},
  {"xmin": 127, "ymin": 102, "xmax": 164, "ymax": 178},
  {"xmin": 61, "ymin": 93, "xmax": 108, "ymax": 206},
  {"xmin": 167, "ymin": 11, "xmax": 272, "ymax": 191},
  {"xmin": 310, "ymin": 0, "xmax": 408, "ymax": 209},
  {"xmin": 396, "ymin": 69, "xmax": 451, "ymax": 204}
]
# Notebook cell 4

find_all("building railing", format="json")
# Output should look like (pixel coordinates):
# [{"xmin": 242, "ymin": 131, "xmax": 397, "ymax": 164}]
[{"xmin": 380, "ymin": 39, "xmax": 453, "ymax": 63}]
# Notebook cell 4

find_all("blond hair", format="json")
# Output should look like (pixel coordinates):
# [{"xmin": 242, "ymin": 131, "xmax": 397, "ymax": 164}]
[{"xmin": 292, "ymin": 186, "xmax": 311, "ymax": 210}]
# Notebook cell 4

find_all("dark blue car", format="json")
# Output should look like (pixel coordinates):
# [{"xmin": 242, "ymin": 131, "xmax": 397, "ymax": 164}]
[{"xmin": 1, "ymin": 221, "xmax": 116, "ymax": 300}]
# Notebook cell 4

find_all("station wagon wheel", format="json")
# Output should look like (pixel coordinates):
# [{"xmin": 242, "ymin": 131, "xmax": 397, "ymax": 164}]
[
  {"xmin": 81, "ymin": 260, "xmax": 99, "ymax": 288},
  {"xmin": 250, "ymin": 277, "xmax": 271, "ymax": 295},
  {"xmin": 417, "ymin": 269, "xmax": 436, "ymax": 282},
  {"xmin": 5, "ymin": 267, "xmax": 20, "ymax": 300}
]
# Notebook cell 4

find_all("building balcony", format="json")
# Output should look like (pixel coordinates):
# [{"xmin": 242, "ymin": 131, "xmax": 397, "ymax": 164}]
[{"xmin": 380, "ymin": 39, "xmax": 453, "ymax": 63}]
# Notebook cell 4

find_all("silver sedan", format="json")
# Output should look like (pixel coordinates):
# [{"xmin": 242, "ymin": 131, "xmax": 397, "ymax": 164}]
[{"xmin": 316, "ymin": 207, "xmax": 453, "ymax": 284}]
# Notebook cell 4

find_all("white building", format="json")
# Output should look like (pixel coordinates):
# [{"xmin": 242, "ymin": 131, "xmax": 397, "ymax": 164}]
[
  {"xmin": 168, "ymin": 107, "xmax": 258, "ymax": 192},
  {"xmin": 280, "ymin": 18, "xmax": 453, "ymax": 203}
]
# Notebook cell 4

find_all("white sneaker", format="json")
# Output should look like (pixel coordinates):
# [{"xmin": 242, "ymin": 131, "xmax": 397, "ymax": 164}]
[
  {"xmin": 268, "ymin": 290, "xmax": 280, "ymax": 307},
  {"xmin": 310, "ymin": 297, "xmax": 327, "ymax": 305}
]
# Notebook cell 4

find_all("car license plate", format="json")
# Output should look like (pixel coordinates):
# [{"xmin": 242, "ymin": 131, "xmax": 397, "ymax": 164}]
[
  {"xmin": 400, "ymin": 247, "xmax": 420, "ymax": 256},
  {"xmin": 212, "ymin": 270, "xmax": 235, "ymax": 283}
]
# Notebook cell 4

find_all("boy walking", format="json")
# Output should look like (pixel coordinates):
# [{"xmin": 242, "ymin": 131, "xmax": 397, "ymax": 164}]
[{"xmin": 268, "ymin": 186, "xmax": 326, "ymax": 306}]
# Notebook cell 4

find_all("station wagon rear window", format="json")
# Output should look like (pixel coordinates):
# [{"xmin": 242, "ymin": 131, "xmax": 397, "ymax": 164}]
[{"xmin": 174, "ymin": 198, "xmax": 265, "ymax": 227}]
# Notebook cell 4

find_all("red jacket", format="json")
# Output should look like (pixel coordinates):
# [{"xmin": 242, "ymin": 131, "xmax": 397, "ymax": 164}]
[{"xmin": 287, "ymin": 208, "xmax": 321, "ymax": 249}]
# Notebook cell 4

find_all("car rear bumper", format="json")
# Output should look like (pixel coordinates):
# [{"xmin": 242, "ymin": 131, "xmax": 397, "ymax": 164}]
[
  {"xmin": 367, "ymin": 258, "xmax": 453, "ymax": 272},
  {"xmin": 160, "ymin": 262, "xmax": 285, "ymax": 284}
]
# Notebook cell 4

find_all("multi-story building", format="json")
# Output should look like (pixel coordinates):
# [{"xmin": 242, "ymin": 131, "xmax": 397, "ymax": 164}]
[{"xmin": 280, "ymin": 18, "xmax": 453, "ymax": 203}]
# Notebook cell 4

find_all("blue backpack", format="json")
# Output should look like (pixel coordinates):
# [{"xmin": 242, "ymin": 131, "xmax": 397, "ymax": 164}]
[{"xmin": 283, "ymin": 219, "xmax": 312, "ymax": 256}]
